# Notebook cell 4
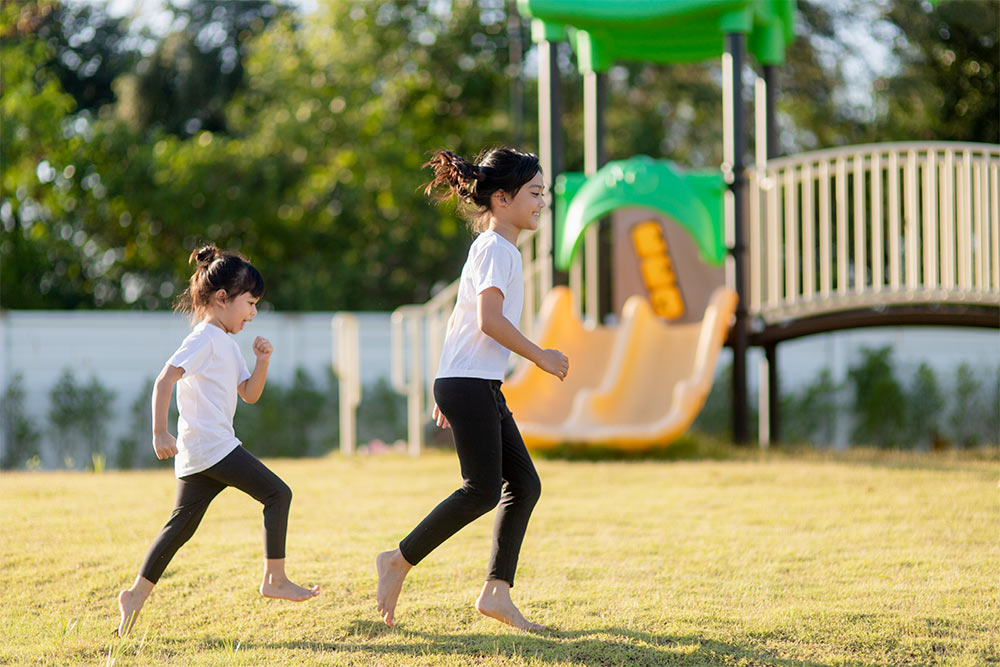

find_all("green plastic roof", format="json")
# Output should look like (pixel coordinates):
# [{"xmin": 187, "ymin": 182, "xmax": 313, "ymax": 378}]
[
  {"xmin": 518, "ymin": 0, "xmax": 795, "ymax": 71},
  {"xmin": 556, "ymin": 157, "xmax": 726, "ymax": 271}
]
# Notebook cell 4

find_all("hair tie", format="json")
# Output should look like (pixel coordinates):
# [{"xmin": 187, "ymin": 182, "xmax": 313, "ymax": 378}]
[{"xmin": 474, "ymin": 166, "xmax": 486, "ymax": 181}]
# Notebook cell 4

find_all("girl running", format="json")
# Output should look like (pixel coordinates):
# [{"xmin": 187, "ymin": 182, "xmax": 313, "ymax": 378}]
[
  {"xmin": 117, "ymin": 246, "xmax": 318, "ymax": 637},
  {"xmin": 376, "ymin": 147, "xmax": 569, "ymax": 632}
]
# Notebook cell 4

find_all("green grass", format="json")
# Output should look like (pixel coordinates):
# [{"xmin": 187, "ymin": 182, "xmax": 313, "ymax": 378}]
[{"xmin": 1, "ymin": 446, "xmax": 997, "ymax": 666}]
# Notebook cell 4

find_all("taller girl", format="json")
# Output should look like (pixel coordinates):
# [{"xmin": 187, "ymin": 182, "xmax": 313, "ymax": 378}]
[{"xmin": 376, "ymin": 147, "xmax": 569, "ymax": 631}]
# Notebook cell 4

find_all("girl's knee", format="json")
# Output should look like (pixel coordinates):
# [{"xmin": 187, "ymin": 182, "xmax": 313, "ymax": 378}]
[
  {"xmin": 266, "ymin": 480, "xmax": 292, "ymax": 508},
  {"xmin": 463, "ymin": 483, "xmax": 503, "ymax": 515},
  {"xmin": 506, "ymin": 473, "xmax": 541, "ymax": 505},
  {"xmin": 530, "ymin": 476, "xmax": 541, "ymax": 502},
  {"xmin": 520, "ymin": 475, "xmax": 541, "ymax": 504}
]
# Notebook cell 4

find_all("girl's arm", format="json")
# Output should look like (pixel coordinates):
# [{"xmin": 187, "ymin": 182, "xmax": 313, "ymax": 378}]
[
  {"xmin": 152, "ymin": 364, "xmax": 184, "ymax": 459},
  {"xmin": 477, "ymin": 287, "xmax": 568, "ymax": 380},
  {"xmin": 238, "ymin": 336, "xmax": 273, "ymax": 403}
]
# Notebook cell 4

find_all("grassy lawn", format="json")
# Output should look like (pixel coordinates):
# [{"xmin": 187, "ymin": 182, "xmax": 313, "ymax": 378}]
[{"xmin": 1, "ymin": 446, "xmax": 997, "ymax": 666}]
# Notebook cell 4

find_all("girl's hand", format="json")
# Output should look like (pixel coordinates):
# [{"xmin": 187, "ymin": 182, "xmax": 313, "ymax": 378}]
[
  {"xmin": 432, "ymin": 404, "xmax": 450, "ymax": 429},
  {"xmin": 536, "ymin": 348, "xmax": 569, "ymax": 381},
  {"xmin": 153, "ymin": 432, "xmax": 178, "ymax": 459},
  {"xmin": 253, "ymin": 336, "xmax": 273, "ymax": 360}
]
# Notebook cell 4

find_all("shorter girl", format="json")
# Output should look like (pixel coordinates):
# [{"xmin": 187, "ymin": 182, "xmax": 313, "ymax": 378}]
[{"xmin": 117, "ymin": 246, "xmax": 318, "ymax": 637}]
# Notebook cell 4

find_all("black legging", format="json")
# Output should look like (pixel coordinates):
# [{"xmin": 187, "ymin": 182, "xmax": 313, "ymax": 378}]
[
  {"xmin": 399, "ymin": 378, "xmax": 541, "ymax": 587},
  {"xmin": 138, "ymin": 445, "xmax": 292, "ymax": 583}
]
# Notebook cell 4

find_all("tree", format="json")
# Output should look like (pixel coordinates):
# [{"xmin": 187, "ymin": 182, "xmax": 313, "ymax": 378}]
[
  {"xmin": 847, "ymin": 346, "xmax": 906, "ymax": 448},
  {"xmin": 781, "ymin": 368, "xmax": 841, "ymax": 446},
  {"xmin": 47, "ymin": 368, "xmax": 115, "ymax": 468},
  {"xmin": 114, "ymin": 0, "xmax": 291, "ymax": 137},
  {"xmin": 988, "ymin": 364, "xmax": 1000, "ymax": 446},
  {"xmin": 878, "ymin": 0, "xmax": 998, "ymax": 142},
  {"xmin": 1, "ymin": 374, "xmax": 42, "ymax": 469},
  {"xmin": 905, "ymin": 362, "xmax": 945, "ymax": 449},
  {"xmin": 0, "ymin": 0, "xmax": 94, "ymax": 310},
  {"xmin": 35, "ymin": 2, "xmax": 138, "ymax": 113},
  {"xmin": 948, "ymin": 362, "xmax": 984, "ymax": 448},
  {"xmin": 5, "ymin": 0, "xmax": 997, "ymax": 311}
]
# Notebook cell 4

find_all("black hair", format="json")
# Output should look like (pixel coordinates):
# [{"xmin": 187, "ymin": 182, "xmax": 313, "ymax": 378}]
[
  {"xmin": 175, "ymin": 244, "xmax": 264, "ymax": 321},
  {"xmin": 423, "ymin": 146, "xmax": 541, "ymax": 232}
]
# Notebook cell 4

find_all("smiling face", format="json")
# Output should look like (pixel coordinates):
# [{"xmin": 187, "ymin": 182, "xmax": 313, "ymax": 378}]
[
  {"xmin": 511, "ymin": 170, "xmax": 546, "ymax": 231},
  {"xmin": 209, "ymin": 290, "xmax": 259, "ymax": 334},
  {"xmin": 491, "ymin": 170, "xmax": 545, "ymax": 239}
]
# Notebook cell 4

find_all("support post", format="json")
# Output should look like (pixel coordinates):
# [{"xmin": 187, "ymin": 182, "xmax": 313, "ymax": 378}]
[
  {"xmin": 537, "ymin": 34, "xmax": 564, "ymax": 291},
  {"xmin": 764, "ymin": 64, "xmax": 779, "ymax": 159},
  {"xmin": 763, "ymin": 63, "xmax": 781, "ymax": 444},
  {"xmin": 758, "ymin": 355, "xmax": 770, "ymax": 448},
  {"xmin": 508, "ymin": 0, "xmax": 523, "ymax": 147},
  {"xmin": 726, "ymin": 33, "xmax": 750, "ymax": 444},
  {"xmin": 765, "ymin": 342, "xmax": 779, "ymax": 444},
  {"xmin": 583, "ymin": 70, "xmax": 608, "ymax": 324},
  {"xmin": 391, "ymin": 306, "xmax": 424, "ymax": 457},
  {"xmin": 332, "ymin": 313, "xmax": 360, "ymax": 456}
]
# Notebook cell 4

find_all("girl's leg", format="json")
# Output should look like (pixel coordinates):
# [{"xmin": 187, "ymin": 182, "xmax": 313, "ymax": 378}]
[
  {"xmin": 378, "ymin": 378, "xmax": 503, "ymax": 626},
  {"xmin": 476, "ymin": 389, "xmax": 545, "ymax": 631},
  {"xmin": 397, "ymin": 379, "xmax": 504, "ymax": 563},
  {"xmin": 200, "ymin": 445, "xmax": 318, "ymax": 601},
  {"xmin": 486, "ymin": 405, "xmax": 541, "ymax": 587},
  {"xmin": 119, "ymin": 474, "xmax": 226, "ymax": 636}
]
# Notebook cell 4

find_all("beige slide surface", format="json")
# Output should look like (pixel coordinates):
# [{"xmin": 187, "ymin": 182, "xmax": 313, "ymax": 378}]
[{"xmin": 504, "ymin": 286, "xmax": 738, "ymax": 449}]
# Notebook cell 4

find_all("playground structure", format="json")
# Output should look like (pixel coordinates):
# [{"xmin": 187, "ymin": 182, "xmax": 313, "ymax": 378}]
[{"xmin": 333, "ymin": 1, "xmax": 1000, "ymax": 454}]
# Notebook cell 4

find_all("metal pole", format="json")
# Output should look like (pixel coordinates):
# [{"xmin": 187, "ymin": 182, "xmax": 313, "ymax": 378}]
[
  {"xmin": 763, "ymin": 64, "xmax": 781, "ymax": 444},
  {"xmin": 537, "ymin": 37, "xmax": 564, "ymax": 291},
  {"xmin": 764, "ymin": 65, "xmax": 779, "ymax": 159},
  {"xmin": 727, "ymin": 33, "xmax": 749, "ymax": 444},
  {"xmin": 583, "ymin": 70, "xmax": 607, "ymax": 325},
  {"xmin": 765, "ymin": 342, "xmax": 779, "ymax": 444},
  {"xmin": 508, "ymin": 0, "xmax": 523, "ymax": 147}
]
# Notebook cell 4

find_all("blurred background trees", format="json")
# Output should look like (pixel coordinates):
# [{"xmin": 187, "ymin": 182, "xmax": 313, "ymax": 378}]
[{"xmin": 2, "ymin": 0, "xmax": 997, "ymax": 312}]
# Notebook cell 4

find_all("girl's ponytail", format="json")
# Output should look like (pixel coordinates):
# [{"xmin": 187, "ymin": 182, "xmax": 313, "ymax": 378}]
[
  {"xmin": 191, "ymin": 245, "xmax": 220, "ymax": 268},
  {"xmin": 423, "ymin": 150, "xmax": 484, "ymax": 204}
]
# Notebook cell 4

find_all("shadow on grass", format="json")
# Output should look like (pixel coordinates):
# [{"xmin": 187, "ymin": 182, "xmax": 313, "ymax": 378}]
[{"xmin": 258, "ymin": 619, "xmax": 830, "ymax": 667}]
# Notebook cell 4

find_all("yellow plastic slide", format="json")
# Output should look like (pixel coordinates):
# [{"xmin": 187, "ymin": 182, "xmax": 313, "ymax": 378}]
[{"xmin": 503, "ymin": 286, "xmax": 738, "ymax": 449}]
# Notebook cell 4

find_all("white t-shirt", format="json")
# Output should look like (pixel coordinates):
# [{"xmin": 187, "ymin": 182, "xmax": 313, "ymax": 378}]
[
  {"xmin": 166, "ymin": 321, "xmax": 252, "ymax": 477},
  {"xmin": 436, "ymin": 230, "xmax": 524, "ymax": 381}
]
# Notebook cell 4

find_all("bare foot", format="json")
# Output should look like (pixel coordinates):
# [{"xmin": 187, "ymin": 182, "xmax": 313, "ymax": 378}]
[
  {"xmin": 259, "ymin": 578, "xmax": 320, "ymax": 601},
  {"xmin": 117, "ymin": 589, "xmax": 143, "ymax": 637},
  {"xmin": 376, "ymin": 549, "xmax": 412, "ymax": 626},
  {"xmin": 475, "ymin": 580, "xmax": 546, "ymax": 632}
]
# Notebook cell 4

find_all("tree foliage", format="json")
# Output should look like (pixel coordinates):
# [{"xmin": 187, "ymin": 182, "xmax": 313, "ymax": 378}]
[
  {"xmin": 848, "ymin": 346, "xmax": 906, "ymax": 448},
  {"xmin": 2, "ymin": 0, "xmax": 997, "ymax": 311}
]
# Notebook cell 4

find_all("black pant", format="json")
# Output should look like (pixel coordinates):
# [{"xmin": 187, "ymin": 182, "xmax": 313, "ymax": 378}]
[
  {"xmin": 138, "ymin": 445, "xmax": 292, "ymax": 584},
  {"xmin": 399, "ymin": 378, "xmax": 541, "ymax": 587}
]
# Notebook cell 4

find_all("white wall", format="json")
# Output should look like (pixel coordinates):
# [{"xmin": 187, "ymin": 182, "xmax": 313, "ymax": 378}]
[
  {"xmin": 2, "ymin": 309, "xmax": 997, "ymax": 462},
  {"xmin": 0, "ymin": 310, "xmax": 394, "ymax": 464}
]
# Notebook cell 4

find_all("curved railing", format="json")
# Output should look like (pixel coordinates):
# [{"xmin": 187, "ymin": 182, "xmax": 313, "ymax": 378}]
[{"xmin": 748, "ymin": 141, "xmax": 1000, "ymax": 324}]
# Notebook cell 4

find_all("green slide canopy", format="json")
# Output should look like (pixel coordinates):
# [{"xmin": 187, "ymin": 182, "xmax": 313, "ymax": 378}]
[
  {"xmin": 555, "ymin": 157, "xmax": 726, "ymax": 271},
  {"xmin": 518, "ymin": 0, "xmax": 795, "ymax": 72}
]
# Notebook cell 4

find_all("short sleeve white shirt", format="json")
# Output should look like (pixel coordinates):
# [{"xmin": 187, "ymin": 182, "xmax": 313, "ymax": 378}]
[
  {"xmin": 167, "ymin": 321, "xmax": 252, "ymax": 477},
  {"xmin": 436, "ymin": 230, "xmax": 524, "ymax": 381}
]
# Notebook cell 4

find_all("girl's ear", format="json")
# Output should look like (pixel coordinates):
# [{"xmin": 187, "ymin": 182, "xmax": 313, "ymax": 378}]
[
  {"xmin": 491, "ymin": 189, "xmax": 510, "ymax": 208},
  {"xmin": 213, "ymin": 289, "xmax": 228, "ymax": 305}
]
